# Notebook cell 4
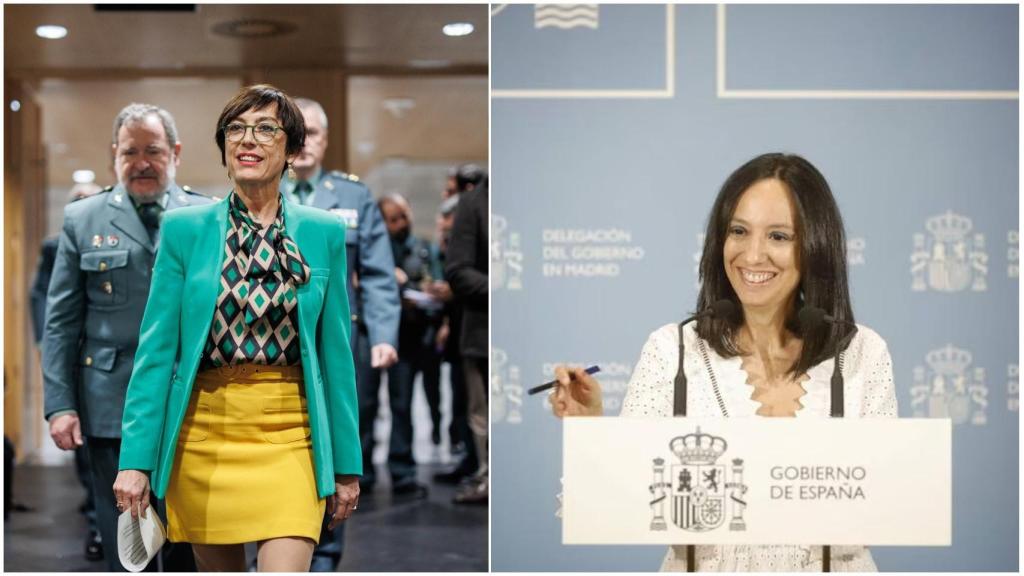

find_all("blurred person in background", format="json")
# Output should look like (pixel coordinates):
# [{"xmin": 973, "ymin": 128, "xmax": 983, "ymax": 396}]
[
  {"xmin": 444, "ymin": 176, "xmax": 489, "ymax": 505},
  {"xmin": 42, "ymin": 103, "xmax": 209, "ymax": 571},
  {"xmin": 432, "ymin": 188, "xmax": 472, "ymax": 486},
  {"xmin": 280, "ymin": 96, "xmax": 400, "ymax": 571},
  {"xmin": 30, "ymin": 181, "xmax": 103, "ymax": 562},
  {"xmin": 444, "ymin": 163, "xmax": 486, "ymax": 201},
  {"xmin": 372, "ymin": 193, "xmax": 446, "ymax": 498}
]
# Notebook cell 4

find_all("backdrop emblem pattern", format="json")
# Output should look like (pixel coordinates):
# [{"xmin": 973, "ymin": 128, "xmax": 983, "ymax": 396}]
[
  {"xmin": 911, "ymin": 211, "xmax": 988, "ymax": 292},
  {"xmin": 491, "ymin": 214, "xmax": 524, "ymax": 292},
  {"xmin": 910, "ymin": 345, "xmax": 988, "ymax": 425},
  {"xmin": 534, "ymin": 4, "xmax": 599, "ymax": 30},
  {"xmin": 491, "ymin": 347, "xmax": 523, "ymax": 424}
]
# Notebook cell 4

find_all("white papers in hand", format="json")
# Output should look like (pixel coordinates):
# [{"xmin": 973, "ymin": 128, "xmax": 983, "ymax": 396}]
[{"xmin": 117, "ymin": 506, "xmax": 166, "ymax": 572}]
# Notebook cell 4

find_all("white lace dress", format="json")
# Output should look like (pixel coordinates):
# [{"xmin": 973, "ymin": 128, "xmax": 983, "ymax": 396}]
[{"xmin": 619, "ymin": 322, "xmax": 898, "ymax": 572}]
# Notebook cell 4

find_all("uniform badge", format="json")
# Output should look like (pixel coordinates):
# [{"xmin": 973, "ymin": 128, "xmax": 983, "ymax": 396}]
[
  {"xmin": 106, "ymin": 234, "xmax": 119, "ymax": 247},
  {"xmin": 113, "ymin": 193, "xmax": 123, "ymax": 203},
  {"xmin": 329, "ymin": 208, "xmax": 359, "ymax": 229},
  {"xmin": 324, "ymin": 179, "xmax": 335, "ymax": 191},
  {"xmin": 91, "ymin": 235, "xmax": 103, "ymax": 248}
]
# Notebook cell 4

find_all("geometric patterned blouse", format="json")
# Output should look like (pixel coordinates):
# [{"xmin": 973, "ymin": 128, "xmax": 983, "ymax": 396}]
[{"xmin": 200, "ymin": 192, "xmax": 310, "ymax": 369}]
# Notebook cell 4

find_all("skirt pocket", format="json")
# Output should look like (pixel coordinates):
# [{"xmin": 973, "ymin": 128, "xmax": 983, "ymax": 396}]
[{"xmin": 262, "ymin": 395, "xmax": 311, "ymax": 444}]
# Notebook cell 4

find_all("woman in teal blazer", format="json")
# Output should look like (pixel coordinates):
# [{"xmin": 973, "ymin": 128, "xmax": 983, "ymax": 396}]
[{"xmin": 113, "ymin": 85, "xmax": 359, "ymax": 571}]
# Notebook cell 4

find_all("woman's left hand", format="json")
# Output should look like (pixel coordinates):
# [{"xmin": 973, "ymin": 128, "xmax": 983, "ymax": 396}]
[{"xmin": 327, "ymin": 475, "xmax": 360, "ymax": 530}]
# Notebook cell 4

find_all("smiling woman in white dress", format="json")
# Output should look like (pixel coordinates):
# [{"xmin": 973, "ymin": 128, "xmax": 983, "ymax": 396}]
[{"xmin": 550, "ymin": 153, "xmax": 897, "ymax": 572}]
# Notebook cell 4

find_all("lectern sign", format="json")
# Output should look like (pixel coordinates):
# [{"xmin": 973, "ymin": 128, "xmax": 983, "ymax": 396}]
[{"xmin": 563, "ymin": 418, "xmax": 951, "ymax": 546}]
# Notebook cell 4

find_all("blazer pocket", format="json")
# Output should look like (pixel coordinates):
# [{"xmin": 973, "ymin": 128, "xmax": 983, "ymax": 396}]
[
  {"xmin": 180, "ymin": 403, "xmax": 210, "ymax": 443},
  {"xmin": 296, "ymin": 275, "xmax": 328, "ymax": 316},
  {"xmin": 262, "ymin": 395, "xmax": 311, "ymax": 444},
  {"xmin": 80, "ymin": 249, "xmax": 130, "ymax": 306},
  {"xmin": 79, "ymin": 342, "xmax": 117, "ymax": 372}
]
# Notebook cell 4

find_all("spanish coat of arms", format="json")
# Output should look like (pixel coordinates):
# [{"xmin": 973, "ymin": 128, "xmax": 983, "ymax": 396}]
[{"xmin": 649, "ymin": 428, "xmax": 748, "ymax": 533}]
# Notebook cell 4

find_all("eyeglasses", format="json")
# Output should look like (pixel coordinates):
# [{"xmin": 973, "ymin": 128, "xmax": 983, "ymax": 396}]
[{"xmin": 222, "ymin": 122, "xmax": 284, "ymax": 143}]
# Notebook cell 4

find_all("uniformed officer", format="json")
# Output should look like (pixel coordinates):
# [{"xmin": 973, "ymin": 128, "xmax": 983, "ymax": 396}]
[
  {"xmin": 30, "ymin": 182, "xmax": 104, "ymax": 562},
  {"xmin": 281, "ymin": 97, "xmax": 400, "ymax": 572},
  {"xmin": 42, "ymin": 103, "xmax": 211, "ymax": 572}
]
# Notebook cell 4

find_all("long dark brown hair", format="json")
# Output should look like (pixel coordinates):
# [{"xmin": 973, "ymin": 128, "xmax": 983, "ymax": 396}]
[{"xmin": 695, "ymin": 153, "xmax": 855, "ymax": 376}]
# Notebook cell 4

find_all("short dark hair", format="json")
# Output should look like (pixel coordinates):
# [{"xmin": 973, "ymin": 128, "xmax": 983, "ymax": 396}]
[
  {"xmin": 695, "ymin": 153, "xmax": 855, "ymax": 376},
  {"xmin": 452, "ymin": 164, "xmax": 486, "ymax": 193},
  {"xmin": 215, "ymin": 84, "xmax": 305, "ymax": 175}
]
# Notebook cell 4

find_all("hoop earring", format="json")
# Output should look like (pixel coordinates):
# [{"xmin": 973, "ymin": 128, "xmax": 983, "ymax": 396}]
[{"xmin": 287, "ymin": 162, "xmax": 297, "ymax": 181}]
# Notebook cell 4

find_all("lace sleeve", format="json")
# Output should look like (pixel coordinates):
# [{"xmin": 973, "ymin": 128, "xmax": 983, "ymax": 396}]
[
  {"xmin": 859, "ymin": 335, "xmax": 898, "ymax": 418},
  {"xmin": 620, "ymin": 324, "xmax": 677, "ymax": 418}
]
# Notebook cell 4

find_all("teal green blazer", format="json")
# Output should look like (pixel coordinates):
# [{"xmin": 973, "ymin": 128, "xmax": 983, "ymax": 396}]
[{"xmin": 118, "ymin": 195, "xmax": 360, "ymax": 499}]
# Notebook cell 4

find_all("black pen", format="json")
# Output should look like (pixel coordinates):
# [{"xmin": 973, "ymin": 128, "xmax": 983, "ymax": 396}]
[{"xmin": 527, "ymin": 365, "xmax": 602, "ymax": 395}]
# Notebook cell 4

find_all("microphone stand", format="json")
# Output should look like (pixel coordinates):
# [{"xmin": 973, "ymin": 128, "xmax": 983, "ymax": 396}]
[
  {"xmin": 824, "ymin": 323, "xmax": 857, "ymax": 572},
  {"xmin": 672, "ymin": 308, "xmax": 719, "ymax": 572},
  {"xmin": 673, "ymin": 312, "xmax": 701, "ymax": 417},
  {"xmin": 673, "ymin": 301, "xmax": 734, "ymax": 571}
]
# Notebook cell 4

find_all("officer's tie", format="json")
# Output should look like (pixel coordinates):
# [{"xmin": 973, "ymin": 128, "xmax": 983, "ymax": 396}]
[
  {"xmin": 138, "ymin": 202, "xmax": 164, "ymax": 243},
  {"xmin": 295, "ymin": 180, "xmax": 313, "ymax": 206}
]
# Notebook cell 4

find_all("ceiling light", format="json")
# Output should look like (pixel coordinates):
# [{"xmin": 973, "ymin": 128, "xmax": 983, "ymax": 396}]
[
  {"xmin": 442, "ymin": 22, "xmax": 474, "ymax": 37},
  {"xmin": 36, "ymin": 25, "xmax": 68, "ymax": 39},
  {"xmin": 73, "ymin": 170, "xmax": 96, "ymax": 184},
  {"xmin": 9, "ymin": 100, "xmax": 21, "ymax": 112}
]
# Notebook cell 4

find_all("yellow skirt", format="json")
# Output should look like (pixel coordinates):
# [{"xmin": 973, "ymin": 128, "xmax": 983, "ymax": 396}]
[{"xmin": 166, "ymin": 364, "xmax": 326, "ymax": 544}]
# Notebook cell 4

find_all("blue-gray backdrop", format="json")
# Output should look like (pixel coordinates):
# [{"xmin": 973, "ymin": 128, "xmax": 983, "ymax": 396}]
[{"xmin": 490, "ymin": 4, "xmax": 1018, "ymax": 572}]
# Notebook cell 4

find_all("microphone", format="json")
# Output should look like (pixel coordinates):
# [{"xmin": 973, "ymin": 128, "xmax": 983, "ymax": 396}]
[
  {"xmin": 680, "ymin": 298, "xmax": 738, "ymax": 326},
  {"xmin": 797, "ymin": 306, "xmax": 856, "ymax": 330},
  {"xmin": 797, "ymin": 305, "xmax": 858, "ymax": 417},
  {"xmin": 674, "ymin": 299, "xmax": 737, "ymax": 416}
]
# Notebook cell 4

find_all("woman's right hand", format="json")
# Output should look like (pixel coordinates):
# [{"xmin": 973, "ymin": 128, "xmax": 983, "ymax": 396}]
[
  {"xmin": 549, "ymin": 365, "xmax": 603, "ymax": 417},
  {"xmin": 113, "ymin": 469, "xmax": 151, "ymax": 520}
]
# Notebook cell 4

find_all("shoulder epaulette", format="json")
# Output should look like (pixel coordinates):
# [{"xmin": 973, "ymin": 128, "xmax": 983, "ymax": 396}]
[{"xmin": 328, "ymin": 170, "xmax": 361, "ymax": 183}]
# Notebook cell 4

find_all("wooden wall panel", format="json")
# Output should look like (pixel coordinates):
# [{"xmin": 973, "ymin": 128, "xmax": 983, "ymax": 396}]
[{"xmin": 4, "ymin": 79, "xmax": 47, "ymax": 459}]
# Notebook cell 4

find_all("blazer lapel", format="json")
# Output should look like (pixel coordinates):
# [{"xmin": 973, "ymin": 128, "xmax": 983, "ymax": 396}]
[
  {"xmin": 108, "ymin": 185, "xmax": 155, "ymax": 254},
  {"xmin": 183, "ymin": 196, "xmax": 229, "ymax": 372},
  {"xmin": 284, "ymin": 198, "xmax": 320, "ymax": 351}
]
